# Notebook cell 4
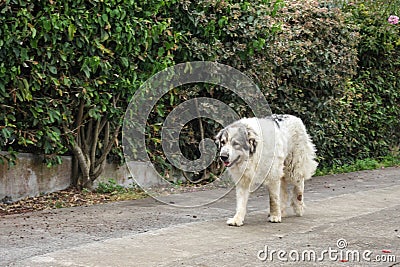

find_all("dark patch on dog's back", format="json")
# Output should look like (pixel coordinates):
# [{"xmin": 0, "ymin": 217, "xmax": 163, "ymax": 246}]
[{"xmin": 267, "ymin": 114, "xmax": 289, "ymax": 128}]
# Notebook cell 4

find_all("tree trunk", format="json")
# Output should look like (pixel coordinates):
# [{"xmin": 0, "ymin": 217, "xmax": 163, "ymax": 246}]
[
  {"xmin": 67, "ymin": 96, "xmax": 122, "ymax": 190},
  {"xmin": 72, "ymin": 144, "xmax": 91, "ymax": 189},
  {"xmin": 70, "ymin": 120, "xmax": 121, "ymax": 190}
]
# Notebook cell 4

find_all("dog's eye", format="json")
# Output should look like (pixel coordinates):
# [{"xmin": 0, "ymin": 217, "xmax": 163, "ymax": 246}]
[
  {"xmin": 220, "ymin": 139, "xmax": 226, "ymax": 146},
  {"xmin": 232, "ymin": 141, "xmax": 240, "ymax": 147}
]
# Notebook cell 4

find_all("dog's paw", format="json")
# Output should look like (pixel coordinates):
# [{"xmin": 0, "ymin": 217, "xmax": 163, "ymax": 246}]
[
  {"xmin": 269, "ymin": 215, "xmax": 282, "ymax": 223},
  {"xmin": 295, "ymin": 206, "xmax": 304, "ymax": 217},
  {"xmin": 227, "ymin": 217, "xmax": 244, "ymax": 227},
  {"xmin": 292, "ymin": 202, "xmax": 305, "ymax": 217}
]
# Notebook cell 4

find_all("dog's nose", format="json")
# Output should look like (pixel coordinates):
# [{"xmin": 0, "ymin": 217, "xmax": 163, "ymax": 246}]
[{"xmin": 220, "ymin": 154, "xmax": 229, "ymax": 162}]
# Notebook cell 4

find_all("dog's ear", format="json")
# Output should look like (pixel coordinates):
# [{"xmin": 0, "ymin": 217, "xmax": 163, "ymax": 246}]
[
  {"xmin": 214, "ymin": 129, "xmax": 224, "ymax": 149},
  {"xmin": 247, "ymin": 128, "xmax": 257, "ymax": 154}
]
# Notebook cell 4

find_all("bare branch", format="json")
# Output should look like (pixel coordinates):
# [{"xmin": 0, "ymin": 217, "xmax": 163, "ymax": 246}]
[
  {"xmin": 91, "ymin": 160, "xmax": 106, "ymax": 182},
  {"xmin": 96, "ymin": 123, "xmax": 121, "ymax": 167},
  {"xmin": 85, "ymin": 119, "xmax": 93, "ymax": 150},
  {"xmin": 79, "ymin": 123, "xmax": 86, "ymax": 151},
  {"xmin": 75, "ymin": 98, "xmax": 86, "ymax": 148},
  {"xmin": 90, "ymin": 119, "xmax": 100, "ymax": 174},
  {"xmin": 195, "ymin": 98, "xmax": 208, "ymax": 182},
  {"xmin": 104, "ymin": 121, "xmax": 110, "ymax": 148},
  {"xmin": 113, "ymin": 93, "xmax": 121, "ymax": 107},
  {"xmin": 75, "ymin": 99, "xmax": 85, "ymax": 130},
  {"xmin": 71, "ymin": 157, "xmax": 79, "ymax": 187},
  {"xmin": 98, "ymin": 116, "xmax": 108, "ymax": 134}
]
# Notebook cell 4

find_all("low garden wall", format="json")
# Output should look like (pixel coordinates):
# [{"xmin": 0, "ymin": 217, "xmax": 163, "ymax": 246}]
[{"xmin": 0, "ymin": 153, "xmax": 140, "ymax": 202}]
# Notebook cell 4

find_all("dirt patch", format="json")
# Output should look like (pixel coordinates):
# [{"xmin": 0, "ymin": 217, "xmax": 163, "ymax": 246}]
[
  {"xmin": 0, "ymin": 188, "xmax": 147, "ymax": 216},
  {"xmin": 0, "ymin": 180, "xmax": 226, "ymax": 216}
]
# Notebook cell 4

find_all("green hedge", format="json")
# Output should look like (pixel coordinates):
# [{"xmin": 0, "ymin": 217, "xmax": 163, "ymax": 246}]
[
  {"xmin": 0, "ymin": 0, "xmax": 180, "ymax": 186},
  {"xmin": 0, "ymin": 0, "xmax": 399, "ymax": 183},
  {"xmin": 260, "ymin": 0, "xmax": 361, "ymax": 166},
  {"xmin": 337, "ymin": 0, "xmax": 400, "ymax": 163}
]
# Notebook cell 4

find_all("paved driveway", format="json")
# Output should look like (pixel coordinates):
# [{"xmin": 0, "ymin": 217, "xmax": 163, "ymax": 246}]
[{"xmin": 1, "ymin": 167, "xmax": 399, "ymax": 266}]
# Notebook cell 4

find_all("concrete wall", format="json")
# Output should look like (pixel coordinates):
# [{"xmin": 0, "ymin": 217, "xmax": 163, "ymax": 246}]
[
  {"xmin": 94, "ymin": 163, "xmax": 133, "ymax": 188},
  {"xmin": 0, "ymin": 153, "xmax": 72, "ymax": 202},
  {"xmin": 0, "ymin": 153, "xmax": 156, "ymax": 202}
]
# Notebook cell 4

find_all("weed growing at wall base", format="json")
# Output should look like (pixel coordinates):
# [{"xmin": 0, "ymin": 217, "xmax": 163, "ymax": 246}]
[{"xmin": 315, "ymin": 154, "xmax": 400, "ymax": 176}]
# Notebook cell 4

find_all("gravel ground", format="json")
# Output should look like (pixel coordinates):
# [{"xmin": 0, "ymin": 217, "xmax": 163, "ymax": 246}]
[{"xmin": 1, "ymin": 167, "xmax": 399, "ymax": 266}]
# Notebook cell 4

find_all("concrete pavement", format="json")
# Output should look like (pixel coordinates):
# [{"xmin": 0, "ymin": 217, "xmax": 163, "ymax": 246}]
[{"xmin": 2, "ymin": 167, "xmax": 400, "ymax": 266}]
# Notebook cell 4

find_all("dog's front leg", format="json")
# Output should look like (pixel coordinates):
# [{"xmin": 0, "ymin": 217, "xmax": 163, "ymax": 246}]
[
  {"xmin": 227, "ymin": 179, "xmax": 250, "ymax": 227},
  {"xmin": 268, "ymin": 181, "xmax": 282, "ymax": 223}
]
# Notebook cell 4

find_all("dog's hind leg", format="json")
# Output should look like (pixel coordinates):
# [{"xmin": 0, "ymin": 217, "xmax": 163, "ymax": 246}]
[
  {"xmin": 280, "ymin": 177, "xmax": 289, "ymax": 217},
  {"xmin": 227, "ymin": 177, "xmax": 251, "ymax": 227},
  {"xmin": 268, "ymin": 180, "xmax": 282, "ymax": 223},
  {"xmin": 291, "ymin": 179, "xmax": 305, "ymax": 216}
]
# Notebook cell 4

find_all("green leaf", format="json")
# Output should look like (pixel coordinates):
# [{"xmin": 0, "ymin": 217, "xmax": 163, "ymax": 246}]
[
  {"xmin": 102, "ymin": 13, "xmax": 109, "ymax": 23},
  {"xmin": 31, "ymin": 27, "xmax": 37, "ymax": 38},
  {"xmin": 48, "ymin": 65, "xmax": 57, "ymax": 74},
  {"xmin": 2, "ymin": 128, "xmax": 12, "ymax": 139},
  {"xmin": 120, "ymin": 57, "xmax": 129, "ymax": 67},
  {"xmin": 43, "ymin": 20, "xmax": 51, "ymax": 32},
  {"xmin": 81, "ymin": 62, "xmax": 91, "ymax": 78},
  {"xmin": 68, "ymin": 24, "xmax": 76, "ymax": 41},
  {"xmin": 156, "ymin": 104, "xmax": 165, "ymax": 117},
  {"xmin": 88, "ymin": 108, "xmax": 100, "ymax": 119},
  {"xmin": 22, "ymin": 78, "xmax": 29, "ymax": 92}
]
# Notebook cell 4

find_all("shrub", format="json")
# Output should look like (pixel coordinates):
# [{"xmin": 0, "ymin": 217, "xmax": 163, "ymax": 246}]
[
  {"xmin": 1, "ymin": 0, "xmax": 399, "ymax": 184},
  {"xmin": 142, "ymin": 0, "xmax": 284, "ymax": 180},
  {"xmin": 336, "ymin": 0, "xmax": 400, "ymax": 163},
  {"xmin": 0, "ymin": 0, "xmax": 180, "ymax": 187},
  {"xmin": 255, "ymin": 0, "xmax": 361, "ymax": 166},
  {"xmin": 260, "ymin": 0, "xmax": 399, "ymax": 167},
  {"xmin": 152, "ymin": 0, "xmax": 362, "ymax": 172}
]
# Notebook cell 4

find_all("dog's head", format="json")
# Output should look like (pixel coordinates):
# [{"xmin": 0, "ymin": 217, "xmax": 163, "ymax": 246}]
[{"xmin": 214, "ymin": 122, "xmax": 257, "ymax": 168}]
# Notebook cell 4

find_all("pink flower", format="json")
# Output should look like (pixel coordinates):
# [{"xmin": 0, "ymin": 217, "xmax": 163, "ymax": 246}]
[{"xmin": 388, "ymin": 15, "xmax": 399, "ymax": 25}]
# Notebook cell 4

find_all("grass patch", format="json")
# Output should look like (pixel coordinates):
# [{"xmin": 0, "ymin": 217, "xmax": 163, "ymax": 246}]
[
  {"xmin": 96, "ymin": 179, "xmax": 126, "ymax": 194},
  {"xmin": 315, "ymin": 154, "xmax": 400, "ymax": 176},
  {"xmin": 95, "ymin": 179, "xmax": 148, "ymax": 201}
]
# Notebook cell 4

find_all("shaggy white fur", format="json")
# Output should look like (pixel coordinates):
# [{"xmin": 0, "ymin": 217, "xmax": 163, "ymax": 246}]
[{"xmin": 215, "ymin": 115, "xmax": 318, "ymax": 226}]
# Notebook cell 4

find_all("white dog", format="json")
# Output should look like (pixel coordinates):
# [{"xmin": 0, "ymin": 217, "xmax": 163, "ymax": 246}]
[{"xmin": 215, "ymin": 115, "xmax": 318, "ymax": 226}]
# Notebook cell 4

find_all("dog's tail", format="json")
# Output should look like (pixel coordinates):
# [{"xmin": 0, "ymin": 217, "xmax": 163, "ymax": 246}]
[{"xmin": 283, "ymin": 116, "xmax": 318, "ymax": 180}]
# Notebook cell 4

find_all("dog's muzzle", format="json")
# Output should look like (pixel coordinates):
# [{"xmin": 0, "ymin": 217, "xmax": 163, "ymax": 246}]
[
  {"xmin": 220, "ymin": 153, "xmax": 240, "ymax": 167},
  {"xmin": 220, "ymin": 153, "xmax": 229, "ymax": 163}
]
